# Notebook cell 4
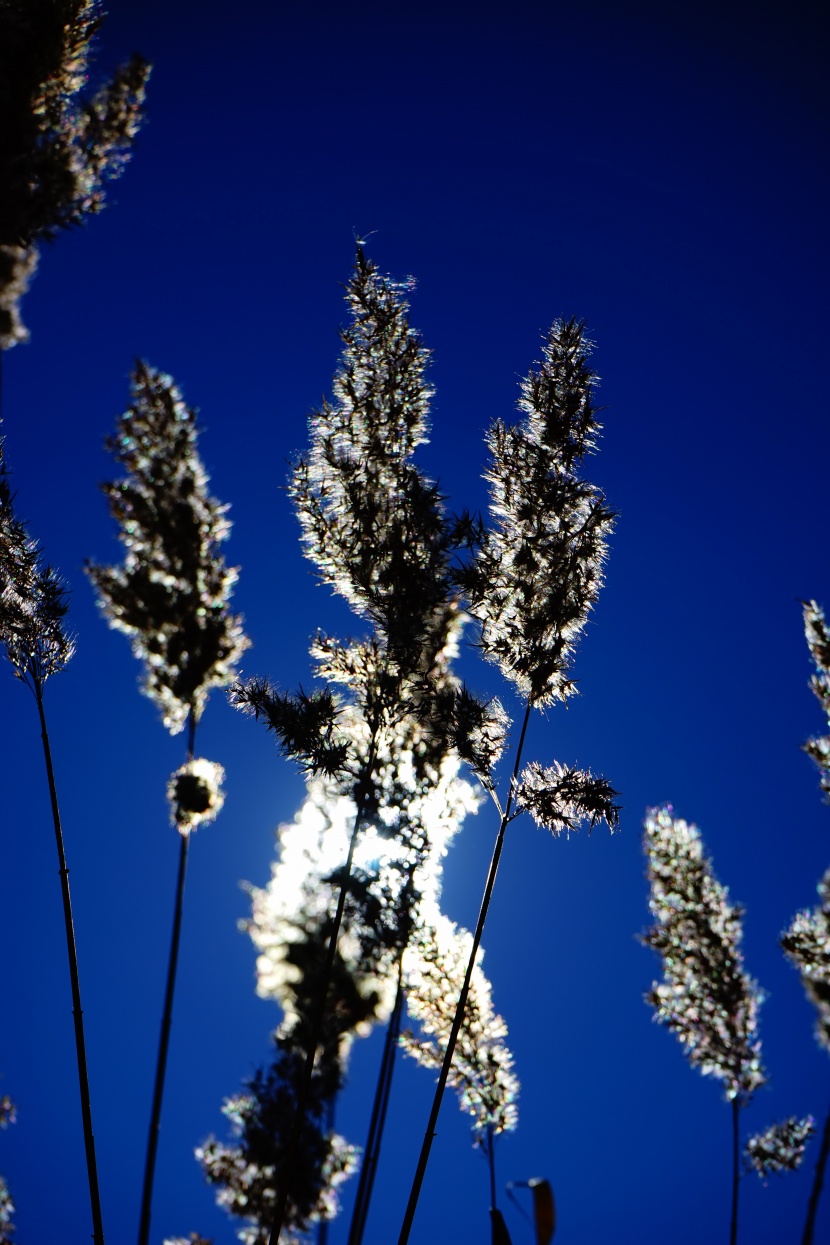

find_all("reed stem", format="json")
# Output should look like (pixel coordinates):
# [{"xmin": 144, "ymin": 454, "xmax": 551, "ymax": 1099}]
[
  {"xmin": 35, "ymin": 682, "xmax": 105, "ymax": 1245},
  {"xmin": 347, "ymin": 966, "xmax": 405, "ymax": 1245},
  {"xmin": 137, "ymin": 712, "xmax": 196, "ymax": 1245},
  {"xmin": 397, "ymin": 700, "xmax": 532, "ymax": 1245},
  {"xmin": 802, "ymin": 1100, "xmax": 830, "ymax": 1245},
  {"xmin": 730, "ymin": 1098, "xmax": 740, "ymax": 1245}
]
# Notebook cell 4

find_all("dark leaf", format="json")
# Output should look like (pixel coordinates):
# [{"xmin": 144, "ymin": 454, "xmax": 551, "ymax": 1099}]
[
  {"xmin": 529, "ymin": 1178, "xmax": 555, "ymax": 1245},
  {"xmin": 490, "ymin": 1208, "xmax": 513, "ymax": 1245}
]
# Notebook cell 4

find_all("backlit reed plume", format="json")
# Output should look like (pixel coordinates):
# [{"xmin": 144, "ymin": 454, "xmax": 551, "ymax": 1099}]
[
  {"xmin": 0, "ymin": 435, "xmax": 73, "ymax": 683},
  {"xmin": 399, "ymin": 317, "xmax": 618, "ymax": 1245},
  {"xmin": 0, "ymin": 1097, "xmax": 17, "ymax": 1245},
  {"xmin": 221, "ymin": 642, "xmax": 480, "ymax": 1243},
  {"xmin": 197, "ymin": 1044, "xmax": 359, "ymax": 1245},
  {"xmin": 196, "ymin": 801, "xmax": 378, "ymax": 1240},
  {"xmin": 744, "ymin": 1117, "xmax": 815, "ymax": 1180},
  {"xmin": 777, "ymin": 599, "xmax": 830, "ymax": 1244},
  {"xmin": 167, "ymin": 758, "xmax": 226, "ymax": 835},
  {"xmin": 0, "ymin": 1179, "xmax": 13, "ymax": 1245},
  {"xmin": 232, "ymin": 248, "xmax": 475, "ymax": 1245},
  {"xmin": 290, "ymin": 250, "xmax": 464, "ymax": 679},
  {"xmin": 87, "ymin": 361, "xmax": 249, "ymax": 735},
  {"xmin": 198, "ymin": 780, "xmax": 394, "ymax": 1243},
  {"xmin": 783, "ymin": 869, "xmax": 830, "ymax": 1060},
  {"xmin": 781, "ymin": 872, "xmax": 830, "ymax": 1245},
  {"xmin": 802, "ymin": 600, "xmax": 830, "ymax": 799},
  {"xmin": 402, "ymin": 911, "xmax": 519, "ymax": 1141},
  {"xmin": 87, "ymin": 363, "xmax": 248, "ymax": 1245},
  {"xmin": 0, "ymin": 0, "xmax": 149, "ymax": 348},
  {"xmin": 0, "ymin": 434, "xmax": 103, "ymax": 1242},
  {"xmin": 643, "ymin": 806, "xmax": 765, "ymax": 1245},
  {"xmin": 247, "ymin": 730, "xmax": 476, "ymax": 1033},
  {"xmin": 401, "ymin": 907, "xmax": 518, "ymax": 1223},
  {"xmin": 459, "ymin": 318, "xmax": 614, "ymax": 707}
]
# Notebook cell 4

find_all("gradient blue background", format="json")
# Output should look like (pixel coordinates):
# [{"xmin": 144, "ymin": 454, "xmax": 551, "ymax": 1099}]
[{"xmin": 1, "ymin": 1, "xmax": 828, "ymax": 1242}]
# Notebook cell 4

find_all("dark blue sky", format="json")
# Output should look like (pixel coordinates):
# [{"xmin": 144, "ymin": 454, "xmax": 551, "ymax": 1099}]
[{"xmin": 1, "ymin": 2, "xmax": 829, "ymax": 1243}]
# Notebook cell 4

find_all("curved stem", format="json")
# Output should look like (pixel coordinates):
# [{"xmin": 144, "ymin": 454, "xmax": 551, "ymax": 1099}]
[
  {"xmin": 137, "ymin": 828, "xmax": 190, "ymax": 1245},
  {"xmin": 35, "ymin": 683, "xmax": 105, "ymax": 1245},
  {"xmin": 137, "ymin": 712, "xmax": 196, "ymax": 1245},
  {"xmin": 397, "ymin": 700, "xmax": 533, "ymax": 1245},
  {"xmin": 730, "ymin": 1098, "xmax": 740, "ymax": 1245},
  {"xmin": 802, "ymin": 1099, "xmax": 830, "ymax": 1245},
  {"xmin": 364, "ymin": 973, "xmax": 404, "ymax": 1219},
  {"xmin": 347, "ymin": 966, "xmax": 405, "ymax": 1245},
  {"xmin": 316, "ymin": 1097, "xmax": 336, "ymax": 1245},
  {"xmin": 268, "ymin": 722, "xmax": 382, "ymax": 1245}
]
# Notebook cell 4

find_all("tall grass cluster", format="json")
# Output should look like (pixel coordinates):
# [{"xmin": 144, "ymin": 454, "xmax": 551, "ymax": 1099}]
[{"xmin": 0, "ymin": 6, "xmax": 828, "ymax": 1245}]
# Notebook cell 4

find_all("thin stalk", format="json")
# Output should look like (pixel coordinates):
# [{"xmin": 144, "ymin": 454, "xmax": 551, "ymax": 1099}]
[
  {"xmin": 802, "ymin": 1099, "xmax": 830, "ymax": 1245},
  {"xmin": 347, "ymin": 965, "xmax": 405, "ymax": 1245},
  {"xmin": 267, "ymin": 723, "xmax": 382, "ymax": 1245},
  {"xmin": 368, "ymin": 980, "xmax": 403, "ymax": 1199},
  {"xmin": 34, "ymin": 681, "xmax": 105, "ymax": 1245},
  {"xmin": 730, "ymin": 1098, "xmax": 740, "ymax": 1245},
  {"xmin": 137, "ymin": 713, "xmax": 196, "ymax": 1245},
  {"xmin": 486, "ymin": 1124, "xmax": 496, "ymax": 1211},
  {"xmin": 397, "ymin": 700, "xmax": 533, "ymax": 1245},
  {"xmin": 486, "ymin": 1128, "xmax": 510, "ymax": 1245},
  {"xmin": 316, "ymin": 1097, "xmax": 336, "ymax": 1245}
]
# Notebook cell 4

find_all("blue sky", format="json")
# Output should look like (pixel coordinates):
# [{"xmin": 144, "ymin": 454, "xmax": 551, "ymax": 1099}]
[{"xmin": 1, "ymin": 2, "xmax": 828, "ymax": 1243}]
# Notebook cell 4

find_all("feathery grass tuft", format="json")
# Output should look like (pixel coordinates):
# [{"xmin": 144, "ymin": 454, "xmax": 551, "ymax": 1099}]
[
  {"xmin": 88, "ymin": 362, "xmax": 249, "ymax": 732},
  {"xmin": 0, "ymin": 0, "xmax": 149, "ymax": 346}
]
